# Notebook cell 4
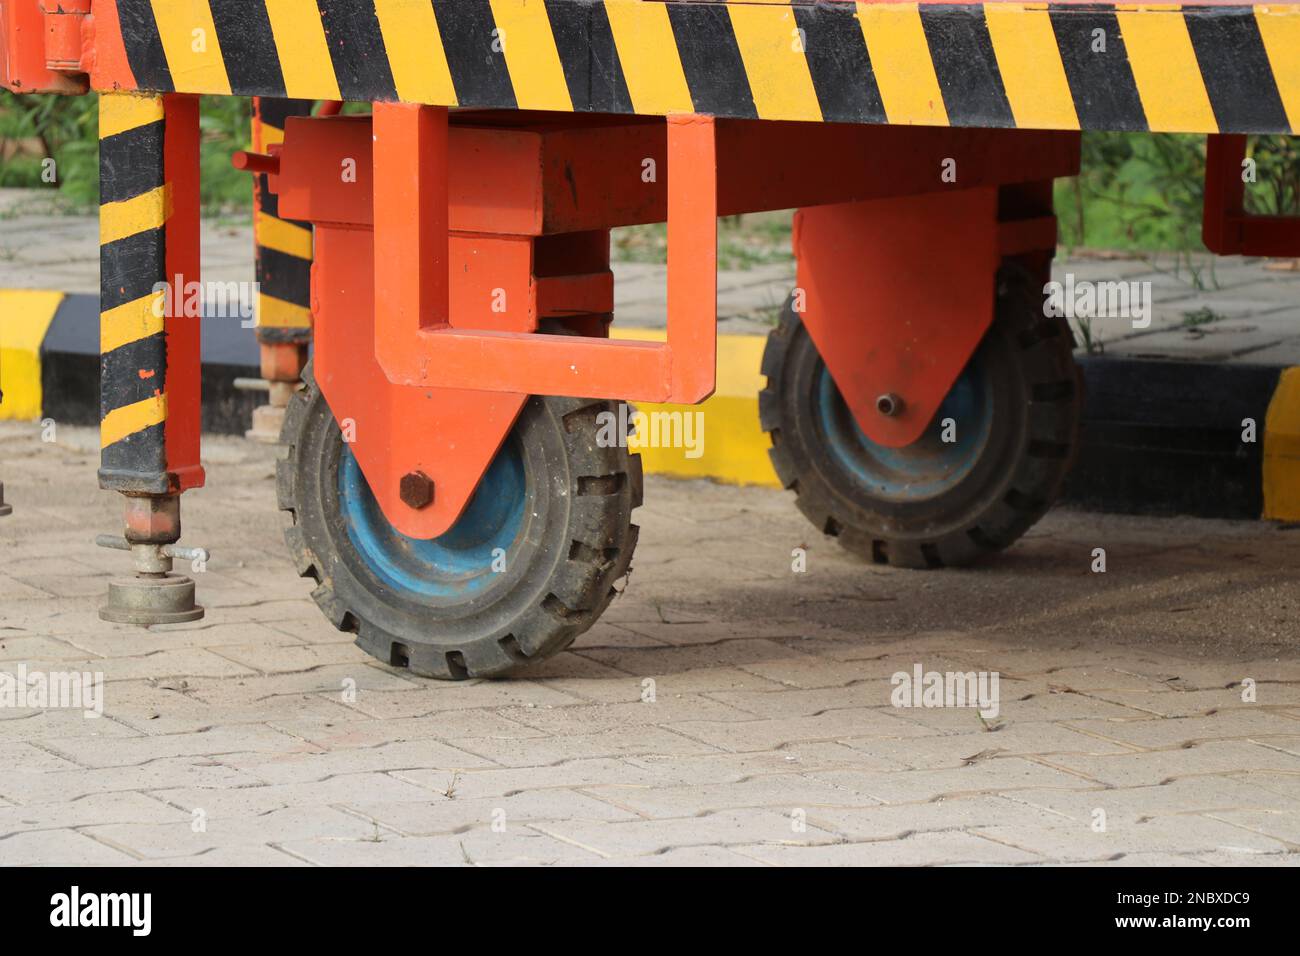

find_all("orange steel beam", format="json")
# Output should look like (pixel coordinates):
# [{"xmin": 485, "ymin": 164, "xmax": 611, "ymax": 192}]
[
  {"xmin": 1204, "ymin": 134, "xmax": 1300, "ymax": 257},
  {"xmin": 163, "ymin": 95, "xmax": 204, "ymax": 491},
  {"xmin": 373, "ymin": 103, "xmax": 450, "ymax": 378},
  {"xmin": 371, "ymin": 108, "xmax": 717, "ymax": 405},
  {"xmin": 0, "ymin": 0, "xmax": 85, "ymax": 93},
  {"xmin": 279, "ymin": 114, "xmax": 1078, "ymax": 237}
]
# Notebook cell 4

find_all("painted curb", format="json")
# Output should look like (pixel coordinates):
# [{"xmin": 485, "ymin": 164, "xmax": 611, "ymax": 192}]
[
  {"xmin": 0, "ymin": 290, "xmax": 62, "ymax": 420},
  {"xmin": 1066, "ymin": 357, "xmax": 1291, "ymax": 522},
  {"xmin": 3, "ymin": 289, "xmax": 1297, "ymax": 521},
  {"xmin": 2, "ymin": 291, "xmax": 261, "ymax": 435}
]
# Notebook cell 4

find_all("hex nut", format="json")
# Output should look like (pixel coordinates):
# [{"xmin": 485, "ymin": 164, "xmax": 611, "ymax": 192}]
[{"xmin": 399, "ymin": 471, "xmax": 435, "ymax": 509}]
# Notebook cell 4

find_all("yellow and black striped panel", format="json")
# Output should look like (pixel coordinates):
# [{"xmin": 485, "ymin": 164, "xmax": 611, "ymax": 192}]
[
  {"xmin": 253, "ymin": 97, "xmax": 314, "ymax": 344},
  {"xmin": 106, "ymin": 0, "xmax": 1300, "ymax": 134},
  {"xmin": 99, "ymin": 92, "xmax": 171, "ymax": 495}
]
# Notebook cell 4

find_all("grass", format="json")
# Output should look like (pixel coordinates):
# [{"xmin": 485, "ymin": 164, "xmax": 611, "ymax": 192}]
[
  {"xmin": 0, "ymin": 91, "xmax": 253, "ymax": 214},
  {"xmin": 1055, "ymin": 133, "xmax": 1299, "ymax": 288},
  {"xmin": 1181, "ymin": 306, "xmax": 1222, "ymax": 328},
  {"xmin": 613, "ymin": 212, "xmax": 793, "ymax": 270},
  {"xmin": 1075, "ymin": 316, "xmax": 1104, "ymax": 356}
]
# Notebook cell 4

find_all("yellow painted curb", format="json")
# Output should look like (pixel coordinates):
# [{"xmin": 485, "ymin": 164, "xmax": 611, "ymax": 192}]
[
  {"xmin": 1263, "ymin": 365, "xmax": 1300, "ymax": 521},
  {"xmin": 0, "ymin": 290, "xmax": 63, "ymax": 421},
  {"xmin": 3, "ymin": 289, "xmax": 1290, "ymax": 519},
  {"xmin": 611, "ymin": 329, "xmax": 778, "ymax": 486}
]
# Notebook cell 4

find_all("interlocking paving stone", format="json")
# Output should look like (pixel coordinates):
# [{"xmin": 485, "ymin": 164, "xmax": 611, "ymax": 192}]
[
  {"xmin": 0, "ymin": 760, "xmax": 267, "ymax": 806},
  {"xmin": 39, "ymin": 724, "xmax": 312, "ymax": 769},
  {"xmin": 0, "ymin": 828, "xmax": 138, "ymax": 866},
  {"xmin": 150, "ymin": 772, "xmax": 455, "ymax": 817},
  {"xmin": 735, "ymin": 831, "xmax": 1042, "ymax": 866},
  {"xmin": 1002, "ymin": 777, "xmax": 1300, "ymax": 824},
  {"xmin": 530, "ymin": 808, "xmax": 842, "ymax": 858},
  {"xmin": 0, "ymin": 791, "xmax": 188, "ymax": 836},
  {"xmin": 346, "ymin": 791, "xmax": 641, "ymax": 836},
  {"xmin": 217, "ymin": 739, "xmax": 497, "ymax": 785},
  {"xmin": 2, "ymin": 422, "xmax": 1299, "ymax": 864},
  {"xmin": 972, "ymin": 815, "xmax": 1290, "ymax": 859},
  {"xmin": 807, "ymin": 758, "xmax": 1101, "ymax": 805},
  {"xmin": 277, "ymin": 828, "xmax": 604, "ymax": 866},
  {"xmin": 1035, "ymin": 741, "xmax": 1300, "ymax": 788},
  {"xmin": 1064, "ymin": 711, "xmax": 1300, "ymax": 749},
  {"xmin": 804, "ymin": 794, "xmax": 1071, "ymax": 841},
  {"xmin": 580, "ymin": 773, "xmax": 883, "ymax": 819},
  {"xmin": 0, "ymin": 709, "xmax": 138, "ymax": 744},
  {"xmin": 84, "ymin": 807, "xmax": 380, "ymax": 859},
  {"xmin": 834, "ymin": 724, "xmax": 1139, "ymax": 769},
  {"xmin": 445, "ymin": 726, "xmax": 725, "ymax": 769}
]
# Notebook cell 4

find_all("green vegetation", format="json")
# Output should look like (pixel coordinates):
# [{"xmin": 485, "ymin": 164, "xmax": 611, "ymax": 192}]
[
  {"xmin": 0, "ymin": 91, "xmax": 252, "ymax": 213},
  {"xmin": 2, "ymin": 92, "xmax": 1298, "ymax": 265},
  {"xmin": 617, "ymin": 135, "xmax": 1299, "ymax": 270},
  {"xmin": 613, "ymin": 213, "xmax": 793, "ymax": 270},
  {"xmin": 1181, "ymin": 306, "xmax": 1222, "ymax": 328},
  {"xmin": 1056, "ymin": 133, "xmax": 1300, "ymax": 251}
]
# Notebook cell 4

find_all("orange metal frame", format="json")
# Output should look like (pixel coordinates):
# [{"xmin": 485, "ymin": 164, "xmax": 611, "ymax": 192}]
[
  {"xmin": 1203, "ymin": 134, "xmax": 1300, "ymax": 258},
  {"xmin": 265, "ymin": 114, "xmax": 1077, "ymax": 537},
  {"xmin": 371, "ymin": 104, "xmax": 718, "ymax": 406},
  {"xmin": 0, "ymin": 0, "xmax": 1083, "ymax": 539},
  {"xmin": 796, "ymin": 189, "xmax": 1002, "ymax": 449},
  {"xmin": 796, "ymin": 182, "xmax": 1060, "ymax": 448},
  {"xmin": 162, "ymin": 95, "xmax": 204, "ymax": 493},
  {"xmin": 276, "ymin": 110, "xmax": 717, "ymax": 539},
  {"xmin": 0, "ymin": 0, "xmax": 85, "ymax": 94}
]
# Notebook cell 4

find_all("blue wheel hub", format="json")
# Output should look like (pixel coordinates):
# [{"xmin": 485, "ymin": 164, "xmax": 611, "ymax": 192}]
[
  {"xmin": 338, "ymin": 439, "xmax": 527, "ymax": 600},
  {"xmin": 815, "ymin": 357, "xmax": 994, "ymax": 501}
]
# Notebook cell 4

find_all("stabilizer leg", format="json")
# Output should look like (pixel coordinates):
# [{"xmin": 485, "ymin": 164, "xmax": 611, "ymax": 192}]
[{"xmin": 96, "ymin": 92, "xmax": 207, "ymax": 625}]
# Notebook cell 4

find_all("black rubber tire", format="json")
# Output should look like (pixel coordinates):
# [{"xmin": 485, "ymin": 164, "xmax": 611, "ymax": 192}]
[
  {"xmin": 759, "ymin": 262, "xmax": 1082, "ymax": 569},
  {"xmin": 278, "ymin": 364, "xmax": 641, "ymax": 679}
]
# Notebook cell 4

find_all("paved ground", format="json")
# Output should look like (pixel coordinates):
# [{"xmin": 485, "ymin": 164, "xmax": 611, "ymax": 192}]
[
  {"xmin": 1, "ymin": 421, "xmax": 1299, "ymax": 866},
  {"xmin": 4, "ymin": 188, "xmax": 1300, "ymax": 353}
]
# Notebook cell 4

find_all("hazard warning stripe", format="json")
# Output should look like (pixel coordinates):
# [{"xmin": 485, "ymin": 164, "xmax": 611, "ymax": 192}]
[
  {"xmin": 252, "ymin": 97, "xmax": 315, "ymax": 341},
  {"xmin": 98, "ymin": 91, "xmax": 170, "ymax": 484},
  {"xmin": 100, "ymin": 2, "xmax": 1299, "ymax": 135}
]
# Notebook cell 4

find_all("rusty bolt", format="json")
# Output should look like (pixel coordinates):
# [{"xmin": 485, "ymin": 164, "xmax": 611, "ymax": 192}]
[{"xmin": 399, "ymin": 471, "xmax": 435, "ymax": 510}]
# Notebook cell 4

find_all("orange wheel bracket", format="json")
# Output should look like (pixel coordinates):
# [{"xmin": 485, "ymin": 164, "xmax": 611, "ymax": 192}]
[
  {"xmin": 291, "ymin": 110, "xmax": 718, "ymax": 539},
  {"xmin": 372, "ymin": 104, "xmax": 718, "ymax": 405}
]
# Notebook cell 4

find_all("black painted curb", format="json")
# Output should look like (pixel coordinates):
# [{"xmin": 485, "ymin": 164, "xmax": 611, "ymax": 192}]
[
  {"xmin": 1063, "ymin": 356, "xmax": 1281, "ymax": 521},
  {"xmin": 24, "ymin": 294, "xmax": 1286, "ymax": 521},
  {"xmin": 40, "ymin": 293, "xmax": 261, "ymax": 436}
]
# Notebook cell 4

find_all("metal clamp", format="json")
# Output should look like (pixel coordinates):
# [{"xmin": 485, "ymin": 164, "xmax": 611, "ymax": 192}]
[{"xmin": 95, "ymin": 535, "xmax": 209, "ymax": 578}]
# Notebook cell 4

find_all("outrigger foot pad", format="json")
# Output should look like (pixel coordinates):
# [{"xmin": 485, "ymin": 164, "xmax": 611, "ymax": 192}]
[
  {"xmin": 0, "ymin": 482, "xmax": 10, "ymax": 517},
  {"xmin": 246, "ymin": 403, "xmax": 287, "ymax": 444},
  {"xmin": 99, "ymin": 574, "xmax": 204, "ymax": 626},
  {"xmin": 95, "ymin": 531, "xmax": 209, "ymax": 627}
]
